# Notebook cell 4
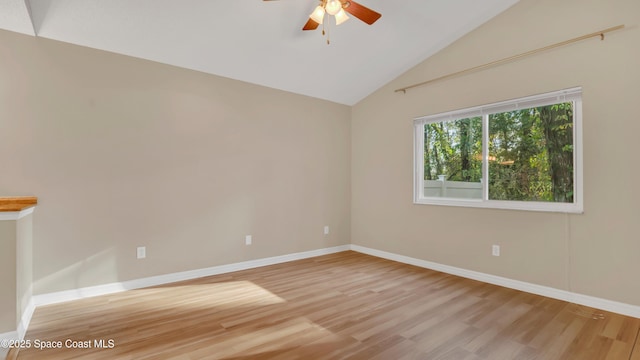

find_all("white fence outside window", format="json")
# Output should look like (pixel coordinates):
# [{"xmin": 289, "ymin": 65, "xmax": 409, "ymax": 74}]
[{"xmin": 424, "ymin": 177, "xmax": 482, "ymax": 199}]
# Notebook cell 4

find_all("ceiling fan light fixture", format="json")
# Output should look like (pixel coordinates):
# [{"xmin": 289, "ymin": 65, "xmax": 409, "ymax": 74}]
[
  {"xmin": 334, "ymin": 8, "xmax": 349, "ymax": 25},
  {"xmin": 325, "ymin": 0, "xmax": 342, "ymax": 16},
  {"xmin": 309, "ymin": 5, "xmax": 325, "ymax": 24}
]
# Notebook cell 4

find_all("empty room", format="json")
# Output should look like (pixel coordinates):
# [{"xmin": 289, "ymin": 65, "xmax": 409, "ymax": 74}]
[{"xmin": 1, "ymin": 0, "xmax": 639, "ymax": 358}]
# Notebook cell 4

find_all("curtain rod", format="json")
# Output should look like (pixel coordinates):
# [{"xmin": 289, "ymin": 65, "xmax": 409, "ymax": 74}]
[{"xmin": 394, "ymin": 24, "xmax": 625, "ymax": 94}]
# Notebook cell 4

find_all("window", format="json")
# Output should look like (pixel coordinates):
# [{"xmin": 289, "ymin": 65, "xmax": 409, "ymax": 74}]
[{"xmin": 414, "ymin": 88, "xmax": 583, "ymax": 213}]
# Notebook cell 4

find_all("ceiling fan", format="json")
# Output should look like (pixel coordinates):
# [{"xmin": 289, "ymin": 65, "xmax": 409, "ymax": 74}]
[{"xmin": 264, "ymin": 0, "xmax": 382, "ymax": 31}]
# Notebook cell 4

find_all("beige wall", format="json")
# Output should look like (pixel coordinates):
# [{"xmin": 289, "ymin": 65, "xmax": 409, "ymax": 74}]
[
  {"xmin": 352, "ymin": 0, "xmax": 640, "ymax": 305},
  {"xmin": 0, "ymin": 221, "xmax": 17, "ymax": 333},
  {"xmin": 0, "ymin": 32, "xmax": 351, "ymax": 295}
]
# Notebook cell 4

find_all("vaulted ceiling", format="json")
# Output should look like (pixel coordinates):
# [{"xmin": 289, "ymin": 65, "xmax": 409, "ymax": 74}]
[{"xmin": 1, "ymin": 0, "xmax": 519, "ymax": 105}]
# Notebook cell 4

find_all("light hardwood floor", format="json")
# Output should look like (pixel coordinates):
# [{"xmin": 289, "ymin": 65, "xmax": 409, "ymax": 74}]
[{"xmin": 8, "ymin": 251, "xmax": 640, "ymax": 359}]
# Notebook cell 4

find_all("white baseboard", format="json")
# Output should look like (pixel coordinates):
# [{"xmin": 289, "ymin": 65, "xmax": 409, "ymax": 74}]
[
  {"xmin": 0, "ymin": 331, "xmax": 18, "ymax": 341},
  {"xmin": 17, "ymin": 297, "xmax": 35, "ymax": 341},
  {"xmin": 0, "ymin": 330, "xmax": 17, "ymax": 359},
  {"xmin": 0, "ymin": 294, "xmax": 33, "ymax": 356},
  {"xmin": 350, "ymin": 244, "xmax": 640, "ymax": 319},
  {"xmin": 24, "ymin": 242, "xmax": 640, "ymax": 341},
  {"xmin": 33, "ymin": 245, "xmax": 350, "ymax": 307}
]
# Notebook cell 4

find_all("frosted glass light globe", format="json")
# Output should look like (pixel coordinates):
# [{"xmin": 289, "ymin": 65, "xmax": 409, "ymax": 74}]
[
  {"xmin": 325, "ymin": 0, "xmax": 342, "ymax": 16},
  {"xmin": 309, "ymin": 5, "xmax": 325, "ymax": 24}
]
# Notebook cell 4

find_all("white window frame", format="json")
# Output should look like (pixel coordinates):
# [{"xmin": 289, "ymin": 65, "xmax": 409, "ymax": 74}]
[{"xmin": 413, "ymin": 87, "xmax": 583, "ymax": 213}]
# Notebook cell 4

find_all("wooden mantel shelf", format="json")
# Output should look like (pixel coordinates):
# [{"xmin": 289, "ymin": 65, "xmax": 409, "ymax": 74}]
[{"xmin": 0, "ymin": 196, "xmax": 38, "ymax": 212}]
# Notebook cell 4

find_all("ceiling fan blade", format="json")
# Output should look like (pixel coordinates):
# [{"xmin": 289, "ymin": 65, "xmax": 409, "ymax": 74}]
[
  {"xmin": 302, "ymin": 18, "xmax": 320, "ymax": 31},
  {"xmin": 343, "ymin": 1, "xmax": 382, "ymax": 25}
]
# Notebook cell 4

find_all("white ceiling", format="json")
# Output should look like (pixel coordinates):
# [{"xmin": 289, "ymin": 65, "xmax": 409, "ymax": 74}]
[{"xmin": 1, "ymin": 0, "xmax": 519, "ymax": 105}]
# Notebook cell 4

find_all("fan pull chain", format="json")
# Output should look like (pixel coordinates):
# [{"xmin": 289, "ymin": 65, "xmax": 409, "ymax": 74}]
[{"xmin": 324, "ymin": 16, "xmax": 330, "ymax": 45}]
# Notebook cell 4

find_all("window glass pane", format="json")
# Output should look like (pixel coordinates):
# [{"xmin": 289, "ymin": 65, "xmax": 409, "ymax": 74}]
[
  {"xmin": 488, "ymin": 103, "xmax": 574, "ymax": 202},
  {"xmin": 423, "ymin": 117, "xmax": 482, "ymax": 199}
]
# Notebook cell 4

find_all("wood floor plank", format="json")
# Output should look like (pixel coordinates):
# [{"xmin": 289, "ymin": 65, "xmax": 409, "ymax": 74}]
[
  {"xmin": 630, "ymin": 328, "xmax": 640, "ymax": 360},
  {"xmin": 11, "ymin": 251, "xmax": 640, "ymax": 359}
]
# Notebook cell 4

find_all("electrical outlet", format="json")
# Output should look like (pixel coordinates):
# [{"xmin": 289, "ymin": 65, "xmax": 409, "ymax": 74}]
[
  {"xmin": 492, "ymin": 245, "xmax": 500, "ymax": 257},
  {"xmin": 324, "ymin": 226, "xmax": 329, "ymax": 235},
  {"xmin": 245, "ymin": 235, "xmax": 252, "ymax": 245},
  {"xmin": 137, "ymin": 246, "xmax": 146, "ymax": 259}
]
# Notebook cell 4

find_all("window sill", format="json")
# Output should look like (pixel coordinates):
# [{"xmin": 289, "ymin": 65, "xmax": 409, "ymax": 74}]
[{"xmin": 413, "ymin": 197, "xmax": 583, "ymax": 214}]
